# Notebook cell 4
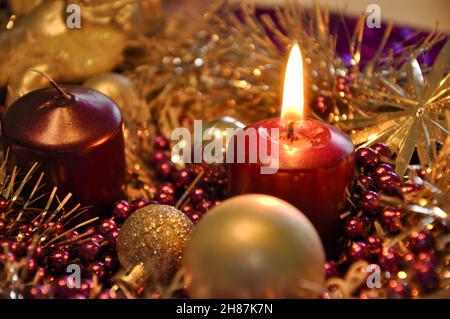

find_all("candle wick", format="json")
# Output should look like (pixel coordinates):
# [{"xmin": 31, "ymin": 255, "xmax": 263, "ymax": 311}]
[
  {"xmin": 287, "ymin": 120, "xmax": 299, "ymax": 143},
  {"xmin": 28, "ymin": 69, "xmax": 72, "ymax": 100}
]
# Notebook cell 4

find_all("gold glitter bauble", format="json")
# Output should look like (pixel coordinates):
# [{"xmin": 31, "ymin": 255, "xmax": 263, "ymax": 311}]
[
  {"xmin": 117, "ymin": 205, "xmax": 193, "ymax": 284},
  {"xmin": 184, "ymin": 194, "xmax": 325, "ymax": 298}
]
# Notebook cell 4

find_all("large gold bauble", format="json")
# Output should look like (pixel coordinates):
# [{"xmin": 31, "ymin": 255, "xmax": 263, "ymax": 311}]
[
  {"xmin": 184, "ymin": 194, "xmax": 326, "ymax": 298},
  {"xmin": 116, "ymin": 205, "xmax": 193, "ymax": 284}
]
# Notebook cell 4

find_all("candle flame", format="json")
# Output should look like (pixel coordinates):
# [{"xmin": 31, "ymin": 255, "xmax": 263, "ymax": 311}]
[{"xmin": 281, "ymin": 43, "xmax": 304, "ymax": 119}]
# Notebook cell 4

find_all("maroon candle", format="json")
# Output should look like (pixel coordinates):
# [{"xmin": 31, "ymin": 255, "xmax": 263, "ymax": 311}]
[
  {"xmin": 1, "ymin": 83, "xmax": 126, "ymax": 215},
  {"xmin": 228, "ymin": 44, "xmax": 354, "ymax": 257}
]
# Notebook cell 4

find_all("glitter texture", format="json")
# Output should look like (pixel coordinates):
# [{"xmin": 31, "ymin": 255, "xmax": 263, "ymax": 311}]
[{"xmin": 117, "ymin": 205, "xmax": 193, "ymax": 283}]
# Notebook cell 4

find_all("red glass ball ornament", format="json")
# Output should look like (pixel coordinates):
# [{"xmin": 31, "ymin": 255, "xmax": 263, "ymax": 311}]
[
  {"xmin": 84, "ymin": 262, "xmax": 107, "ymax": 281},
  {"xmin": 378, "ymin": 247, "xmax": 401, "ymax": 273},
  {"xmin": 189, "ymin": 212, "xmax": 202, "ymax": 224},
  {"xmin": 0, "ymin": 220, "xmax": 6, "ymax": 235},
  {"xmin": 132, "ymin": 198, "xmax": 150, "ymax": 210},
  {"xmin": 113, "ymin": 200, "xmax": 132, "ymax": 219},
  {"xmin": 345, "ymin": 216, "xmax": 369, "ymax": 238},
  {"xmin": 153, "ymin": 134, "xmax": 170, "ymax": 150},
  {"xmin": 347, "ymin": 242, "xmax": 369, "ymax": 262},
  {"xmin": 172, "ymin": 168, "xmax": 194, "ymax": 187},
  {"xmin": 91, "ymin": 233, "xmax": 104, "ymax": 244},
  {"xmin": 381, "ymin": 206, "xmax": 402, "ymax": 233},
  {"xmin": 156, "ymin": 160, "xmax": 175, "ymax": 179},
  {"xmin": 48, "ymin": 249, "xmax": 70, "ymax": 273},
  {"xmin": 336, "ymin": 76, "xmax": 351, "ymax": 95},
  {"xmin": 154, "ymin": 192, "xmax": 175, "ymax": 205},
  {"xmin": 27, "ymin": 244, "xmax": 45, "ymax": 261},
  {"xmin": 159, "ymin": 182, "xmax": 176, "ymax": 195},
  {"xmin": 400, "ymin": 183, "xmax": 421, "ymax": 197},
  {"xmin": 408, "ymin": 231, "xmax": 433, "ymax": 254},
  {"xmin": 150, "ymin": 150, "xmax": 169, "ymax": 165},
  {"xmin": 359, "ymin": 191, "xmax": 382, "ymax": 213},
  {"xmin": 355, "ymin": 147, "xmax": 379, "ymax": 168},
  {"xmin": 312, "ymin": 95, "xmax": 332, "ymax": 115},
  {"xmin": 366, "ymin": 235, "xmax": 382, "ymax": 256},
  {"xmin": 372, "ymin": 164, "xmax": 394, "ymax": 177},
  {"xmin": 78, "ymin": 240, "xmax": 101, "ymax": 262},
  {"xmin": 104, "ymin": 229, "xmax": 120, "ymax": 251},
  {"xmin": 96, "ymin": 219, "xmax": 118, "ymax": 235},
  {"xmin": 0, "ymin": 196, "xmax": 10, "ymax": 212},
  {"xmin": 353, "ymin": 176, "xmax": 375, "ymax": 195},
  {"xmin": 181, "ymin": 204, "xmax": 194, "ymax": 215},
  {"xmin": 103, "ymin": 254, "xmax": 119, "ymax": 273},
  {"xmin": 195, "ymin": 200, "xmax": 214, "ymax": 214},
  {"xmin": 190, "ymin": 187, "xmax": 207, "ymax": 204},
  {"xmin": 375, "ymin": 171, "xmax": 400, "ymax": 192},
  {"xmin": 370, "ymin": 143, "xmax": 392, "ymax": 159}
]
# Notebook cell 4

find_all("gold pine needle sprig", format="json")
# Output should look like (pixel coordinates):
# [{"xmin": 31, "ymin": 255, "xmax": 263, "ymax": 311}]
[{"xmin": 0, "ymin": 152, "xmax": 99, "ymax": 298}]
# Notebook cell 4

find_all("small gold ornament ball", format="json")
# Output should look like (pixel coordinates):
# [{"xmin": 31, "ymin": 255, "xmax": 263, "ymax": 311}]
[
  {"xmin": 117, "ymin": 205, "xmax": 193, "ymax": 283},
  {"xmin": 184, "ymin": 194, "xmax": 326, "ymax": 298},
  {"xmin": 200, "ymin": 116, "xmax": 246, "ymax": 150},
  {"xmin": 83, "ymin": 73, "xmax": 139, "ymax": 112}
]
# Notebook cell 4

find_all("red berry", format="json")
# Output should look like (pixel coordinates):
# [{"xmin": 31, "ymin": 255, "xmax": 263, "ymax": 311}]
[
  {"xmin": 345, "ymin": 216, "xmax": 369, "ymax": 238},
  {"xmin": 381, "ymin": 206, "xmax": 402, "ymax": 233},
  {"xmin": 408, "ymin": 231, "xmax": 433, "ymax": 254},
  {"xmin": 359, "ymin": 191, "xmax": 382, "ymax": 213},
  {"xmin": 378, "ymin": 247, "xmax": 401, "ymax": 273},
  {"xmin": 96, "ymin": 219, "xmax": 117, "ymax": 235},
  {"xmin": 370, "ymin": 143, "xmax": 392, "ymax": 159},
  {"xmin": 78, "ymin": 240, "xmax": 101, "ymax": 262},
  {"xmin": 347, "ymin": 242, "xmax": 369, "ymax": 262},
  {"xmin": 375, "ymin": 171, "xmax": 400, "ymax": 192},
  {"xmin": 113, "ymin": 200, "xmax": 132, "ymax": 219},
  {"xmin": 355, "ymin": 147, "xmax": 379, "ymax": 168}
]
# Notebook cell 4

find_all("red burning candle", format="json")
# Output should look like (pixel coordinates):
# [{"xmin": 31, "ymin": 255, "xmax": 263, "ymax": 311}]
[
  {"xmin": 1, "ymin": 79, "xmax": 126, "ymax": 216},
  {"xmin": 228, "ymin": 44, "xmax": 354, "ymax": 257}
]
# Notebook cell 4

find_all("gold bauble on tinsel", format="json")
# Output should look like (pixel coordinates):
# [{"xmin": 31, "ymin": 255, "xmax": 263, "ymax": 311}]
[
  {"xmin": 183, "ymin": 194, "xmax": 326, "ymax": 298},
  {"xmin": 201, "ymin": 116, "xmax": 246, "ymax": 148},
  {"xmin": 83, "ymin": 73, "xmax": 139, "ymax": 112},
  {"xmin": 116, "ymin": 205, "xmax": 193, "ymax": 286}
]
